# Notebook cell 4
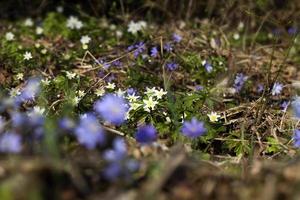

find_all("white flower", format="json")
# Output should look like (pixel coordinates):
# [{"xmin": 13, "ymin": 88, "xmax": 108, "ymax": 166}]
[
  {"xmin": 116, "ymin": 88, "xmax": 125, "ymax": 97},
  {"xmin": 66, "ymin": 16, "xmax": 83, "ymax": 30},
  {"xmin": 23, "ymin": 51, "xmax": 32, "ymax": 60},
  {"xmin": 130, "ymin": 102, "xmax": 142, "ymax": 111},
  {"xmin": 16, "ymin": 73, "xmax": 24, "ymax": 80},
  {"xmin": 154, "ymin": 88, "xmax": 167, "ymax": 100},
  {"xmin": 116, "ymin": 30, "xmax": 123, "ymax": 38},
  {"xmin": 41, "ymin": 79, "xmax": 50, "ymax": 86},
  {"xmin": 80, "ymin": 35, "xmax": 91, "ymax": 45},
  {"xmin": 127, "ymin": 20, "xmax": 147, "ymax": 34},
  {"xmin": 207, "ymin": 112, "xmax": 221, "ymax": 122},
  {"xmin": 77, "ymin": 90, "xmax": 85, "ymax": 98},
  {"xmin": 145, "ymin": 87, "xmax": 156, "ymax": 97},
  {"xmin": 105, "ymin": 82, "xmax": 116, "ymax": 90},
  {"xmin": 36, "ymin": 27, "xmax": 43, "ymax": 35},
  {"xmin": 9, "ymin": 88, "xmax": 21, "ymax": 97},
  {"xmin": 24, "ymin": 18, "xmax": 34, "ymax": 27},
  {"xmin": 41, "ymin": 49, "xmax": 47, "ymax": 54},
  {"xmin": 238, "ymin": 22, "xmax": 244, "ymax": 31},
  {"xmin": 56, "ymin": 6, "xmax": 64, "ymax": 13},
  {"xmin": 127, "ymin": 94, "xmax": 140, "ymax": 102},
  {"xmin": 5, "ymin": 32, "xmax": 14, "ymax": 41},
  {"xmin": 233, "ymin": 33, "xmax": 240, "ymax": 40},
  {"xmin": 72, "ymin": 96, "xmax": 81, "ymax": 105},
  {"xmin": 32, "ymin": 106, "xmax": 45, "ymax": 115},
  {"xmin": 143, "ymin": 97, "xmax": 158, "ymax": 112},
  {"xmin": 66, "ymin": 71, "xmax": 77, "ymax": 79},
  {"xmin": 95, "ymin": 88, "xmax": 105, "ymax": 97},
  {"xmin": 201, "ymin": 60, "xmax": 207, "ymax": 66}
]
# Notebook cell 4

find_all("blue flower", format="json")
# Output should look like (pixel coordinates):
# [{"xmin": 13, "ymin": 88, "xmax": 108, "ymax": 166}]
[
  {"xmin": 96, "ymin": 58, "xmax": 111, "ymax": 69},
  {"xmin": 0, "ymin": 132, "xmax": 22, "ymax": 153},
  {"xmin": 74, "ymin": 113, "xmax": 105, "ymax": 149},
  {"xmin": 293, "ymin": 129, "xmax": 300, "ymax": 148},
  {"xmin": 233, "ymin": 73, "xmax": 247, "ymax": 92},
  {"xmin": 292, "ymin": 97, "xmax": 300, "ymax": 119},
  {"xmin": 288, "ymin": 27, "xmax": 298, "ymax": 35},
  {"xmin": 59, "ymin": 117, "xmax": 75, "ymax": 131},
  {"xmin": 271, "ymin": 82, "xmax": 283, "ymax": 96},
  {"xmin": 103, "ymin": 137, "xmax": 127, "ymax": 162},
  {"xmin": 163, "ymin": 42, "xmax": 173, "ymax": 52},
  {"xmin": 166, "ymin": 62, "xmax": 178, "ymax": 71},
  {"xmin": 127, "ymin": 88, "xmax": 137, "ymax": 96},
  {"xmin": 112, "ymin": 60, "xmax": 122, "ymax": 68},
  {"xmin": 195, "ymin": 85, "xmax": 204, "ymax": 91},
  {"xmin": 94, "ymin": 94, "xmax": 128, "ymax": 125},
  {"xmin": 18, "ymin": 78, "xmax": 41, "ymax": 102},
  {"xmin": 135, "ymin": 124, "xmax": 157, "ymax": 144},
  {"xmin": 103, "ymin": 162, "xmax": 122, "ymax": 181},
  {"xmin": 280, "ymin": 101, "xmax": 289, "ymax": 112},
  {"xmin": 172, "ymin": 33, "xmax": 182, "ymax": 43},
  {"xmin": 150, "ymin": 47, "xmax": 159, "ymax": 58},
  {"xmin": 257, "ymin": 84, "xmax": 264, "ymax": 93},
  {"xmin": 204, "ymin": 62, "xmax": 213, "ymax": 73},
  {"xmin": 133, "ymin": 42, "xmax": 146, "ymax": 58},
  {"xmin": 181, "ymin": 117, "xmax": 206, "ymax": 138}
]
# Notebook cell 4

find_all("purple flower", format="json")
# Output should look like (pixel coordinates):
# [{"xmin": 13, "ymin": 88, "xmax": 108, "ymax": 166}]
[
  {"xmin": 271, "ymin": 82, "xmax": 283, "ymax": 96},
  {"xmin": 103, "ymin": 137, "xmax": 127, "ymax": 162},
  {"xmin": 233, "ymin": 73, "xmax": 248, "ymax": 92},
  {"xmin": 0, "ymin": 132, "xmax": 22, "ymax": 153},
  {"xmin": 195, "ymin": 85, "xmax": 204, "ymax": 91},
  {"xmin": 127, "ymin": 88, "xmax": 137, "ymax": 95},
  {"xmin": 112, "ymin": 60, "xmax": 122, "ymax": 68},
  {"xmin": 135, "ymin": 124, "xmax": 157, "ymax": 144},
  {"xmin": 181, "ymin": 117, "xmax": 206, "ymax": 138},
  {"xmin": 150, "ymin": 47, "xmax": 159, "ymax": 58},
  {"xmin": 172, "ymin": 33, "xmax": 182, "ymax": 43},
  {"xmin": 94, "ymin": 94, "xmax": 128, "ymax": 125},
  {"xmin": 59, "ymin": 117, "xmax": 75, "ymax": 131},
  {"xmin": 166, "ymin": 62, "xmax": 178, "ymax": 71},
  {"xmin": 18, "ymin": 78, "xmax": 41, "ymax": 101},
  {"xmin": 204, "ymin": 62, "xmax": 213, "ymax": 73},
  {"xmin": 103, "ymin": 162, "xmax": 122, "ymax": 181},
  {"xmin": 163, "ymin": 42, "xmax": 173, "ymax": 52},
  {"xmin": 96, "ymin": 59, "xmax": 111, "ymax": 69},
  {"xmin": 281, "ymin": 101, "xmax": 289, "ymax": 112},
  {"xmin": 133, "ymin": 42, "xmax": 146, "ymax": 58},
  {"xmin": 292, "ymin": 97, "xmax": 300, "ymax": 119},
  {"xmin": 293, "ymin": 129, "xmax": 300, "ymax": 148},
  {"xmin": 257, "ymin": 84, "xmax": 264, "ymax": 93},
  {"xmin": 74, "ymin": 113, "xmax": 105, "ymax": 149},
  {"xmin": 288, "ymin": 27, "xmax": 298, "ymax": 35}
]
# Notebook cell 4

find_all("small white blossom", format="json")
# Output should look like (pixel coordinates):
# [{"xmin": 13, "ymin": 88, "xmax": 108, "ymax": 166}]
[
  {"xmin": 116, "ymin": 30, "xmax": 123, "ymax": 38},
  {"xmin": 66, "ymin": 16, "xmax": 83, "ymax": 30},
  {"xmin": 116, "ymin": 88, "xmax": 125, "ymax": 97},
  {"xmin": 72, "ymin": 96, "xmax": 81, "ymax": 105},
  {"xmin": 207, "ymin": 112, "xmax": 221, "ymax": 122},
  {"xmin": 143, "ymin": 97, "xmax": 158, "ymax": 112},
  {"xmin": 24, "ymin": 18, "xmax": 34, "ymax": 27},
  {"xmin": 127, "ymin": 20, "xmax": 147, "ymax": 34},
  {"xmin": 95, "ymin": 88, "xmax": 105, "ymax": 97},
  {"xmin": 233, "ymin": 33, "xmax": 240, "ymax": 40},
  {"xmin": 5, "ymin": 32, "xmax": 14, "ymax": 41},
  {"xmin": 77, "ymin": 90, "xmax": 85, "ymax": 98},
  {"xmin": 32, "ymin": 106, "xmax": 45, "ymax": 116},
  {"xmin": 56, "ymin": 6, "xmax": 64, "ymax": 13},
  {"xmin": 36, "ymin": 27, "xmax": 43, "ymax": 35},
  {"xmin": 145, "ymin": 87, "xmax": 156, "ymax": 97},
  {"xmin": 127, "ymin": 94, "xmax": 140, "ymax": 102},
  {"xmin": 16, "ymin": 73, "xmax": 24, "ymax": 80},
  {"xmin": 23, "ymin": 51, "xmax": 33, "ymax": 60},
  {"xmin": 66, "ymin": 71, "xmax": 77, "ymax": 80},
  {"xmin": 130, "ymin": 102, "xmax": 142, "ymax": 111},
  {"xmin": 9, "ymin": 88, "xmax": 21, "ymax": 97},
  {"xmin": 105, "ymin": 82, "xmax": 116, "ymax": 90},
  {"xmin": 154, "ymin": 88, "xmax": 167, "ymax": 100},
  {"xmin": 80, "ymin": 35, "xmax": 91, "ymax": 45},
  {"xmin": 41, "ymin": 78, "xmax": 50, "ymax": 86}
]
